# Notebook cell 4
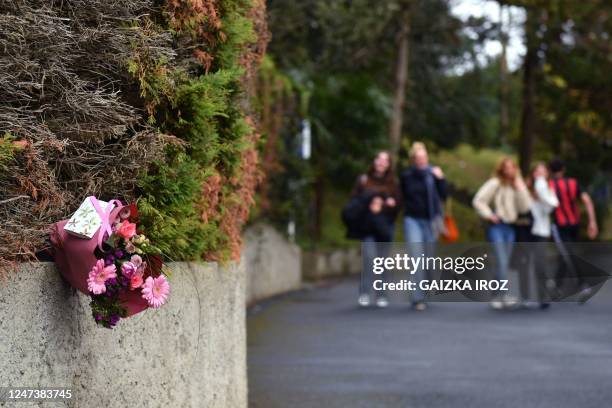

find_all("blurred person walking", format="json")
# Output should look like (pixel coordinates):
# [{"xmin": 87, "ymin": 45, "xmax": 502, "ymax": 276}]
[
  {"xmin": 473, "ymin": 157, "xmax": 531, "ymax": 310},
  {"xmin": 344, "ymin": 151, "xmax": 400, "ymax": 308},
  {"xmin": 400, "ymin": 142, "xmax": 447, "ymax": 311},
  {"xmin": 520, "ymin": 162, "xmax": 559, "ymax": 309},
  {"xmin": 548, "ymin": 158, "xmax": 598, "ymax": 300}
]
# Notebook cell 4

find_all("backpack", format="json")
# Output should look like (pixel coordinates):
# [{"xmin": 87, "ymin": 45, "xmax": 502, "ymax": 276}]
[{"xmin": 341, "ymin": 194, "xmax": 370, "ymax": 239}]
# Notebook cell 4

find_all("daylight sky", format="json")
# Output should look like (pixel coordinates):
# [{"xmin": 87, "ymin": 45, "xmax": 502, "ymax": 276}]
[{"xmin": 451, "ymin": 0, "xmax": 526, "ymax": 71}]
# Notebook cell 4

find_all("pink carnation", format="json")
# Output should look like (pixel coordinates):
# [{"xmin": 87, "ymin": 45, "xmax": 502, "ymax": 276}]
[
  {"xmin": 87, "ymin": 259, "xmax": 117, "ymax": 295},
  {"xmin": 130, "ymin": 274, "xmax": 144, "ymax": 290},
  {"xmin": 116, "ymin": 220, "xmax": 137, "ymax": 239},
  {"xmin": 130, "ymin": 255, "xmax": 143, "ymax": 268},
  {"xmin": 141, "ymin": 275, "xmax": 170, "ymax": 308},
  {"xmin": 121, "ymin": 261, "xmax": 138, "ymax": 278}
]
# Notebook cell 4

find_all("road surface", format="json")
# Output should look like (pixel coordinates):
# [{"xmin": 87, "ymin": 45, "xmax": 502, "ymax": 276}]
[{"xmin": 248, "ymin": 278, "xmax": 612, "ymax": 408}]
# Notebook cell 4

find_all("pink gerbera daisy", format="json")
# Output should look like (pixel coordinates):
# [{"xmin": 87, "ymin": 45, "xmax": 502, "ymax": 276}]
[
  {"xmin": 141, "ymin": 275, "xmax": 170, "ymax": 308},
  {"xmin": 87, "ymin": 259, "xmax": 117, "ymax": 294}
]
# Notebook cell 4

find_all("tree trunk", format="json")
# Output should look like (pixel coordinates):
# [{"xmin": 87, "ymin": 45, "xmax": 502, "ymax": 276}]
[
  {"xmin": 312, "ymin": 165, "xmax": 324, "ymax": 242},
  {"xmin": 519, "ymin": 7, "xmax": 539, "ymax": 175},
  {"xmin": 389, "ymin": 6, "xmax": 411, "ymax": 165},
  {"xmin": 498, "ymin": 4, "xmax": 510, "ymax": 147}
]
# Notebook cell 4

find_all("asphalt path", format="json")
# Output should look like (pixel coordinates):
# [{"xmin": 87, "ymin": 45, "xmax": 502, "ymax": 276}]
[{"xmin": 248, "ymin": 278, "xmax": 612, "ymax": 408}]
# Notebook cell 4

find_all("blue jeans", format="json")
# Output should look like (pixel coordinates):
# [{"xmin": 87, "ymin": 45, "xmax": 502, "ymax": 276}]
[
  {"xmin": 360, "ymin": 233, "xmax": 392, "ymax": 298},
  {"xmin": 486, "ymin": 223, "xmax": 515, "ymax": 292},
  {"xmin": 404, "ymin": 216, "xmax": 436, "ymax": 303}
]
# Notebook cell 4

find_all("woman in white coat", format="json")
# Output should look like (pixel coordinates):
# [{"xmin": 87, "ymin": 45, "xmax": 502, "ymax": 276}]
[{"xmin": 525, "ymin": 162, "xmax": 559, "ymax": 308}]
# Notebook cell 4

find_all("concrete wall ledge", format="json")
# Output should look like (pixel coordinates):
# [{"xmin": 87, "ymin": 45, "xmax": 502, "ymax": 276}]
[
  {"xmin": 0, "ymin": 262, "xmax": 246, "ymax": 408},
  {"xmin": 243, "ymin": 223, "xmax": 302, "ymax": 304},
  {"xmin": 302, "ymin": 247, "xmax": 361, "ymax": 281}
]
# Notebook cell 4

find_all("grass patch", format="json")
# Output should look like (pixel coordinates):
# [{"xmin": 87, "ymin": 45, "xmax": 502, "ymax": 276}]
[
  {"xmin": 430, "ymin": 144, "xmax": 507, "ymax": 242},
  {"xmin": 430, "ymin": 143, "xmax": 511, "ymax": 195}
]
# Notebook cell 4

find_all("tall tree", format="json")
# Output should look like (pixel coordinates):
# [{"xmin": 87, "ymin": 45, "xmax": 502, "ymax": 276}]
[
  {"xmin": 498, "ymin": 4, "xmax": 510, "ymax": 147},
  {"xmin": 389, "ymin": 3, "xmax": 413, "ymax": 165},
  {"xmin": 518, "ymin": 6, "xmax": 541, "ymax": 174},
  {"xmin": 266, "ymin": 0, "xmax": 507, "ymax": 243}
]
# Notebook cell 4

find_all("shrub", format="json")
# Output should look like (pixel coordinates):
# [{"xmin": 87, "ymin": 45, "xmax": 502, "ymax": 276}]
[{"xmin": 0, "ymin": 0, "xmax": 269, "ymax": 272}]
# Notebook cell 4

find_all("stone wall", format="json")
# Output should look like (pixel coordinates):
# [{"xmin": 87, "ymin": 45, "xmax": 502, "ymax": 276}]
[
  {"xmin": 243, "ymin": 223, "xmax": 302, "ymax": 303},
  {"xmin": 302, "ymin": 247, "xmax": 361, "ymax": 281},
  {"xmin": 0, "ymin": 262, "xmax": 247, "ymax": 408},
  {"xmin": 0, "ymin": 224, "xmax": 306, "ymax": 407}
]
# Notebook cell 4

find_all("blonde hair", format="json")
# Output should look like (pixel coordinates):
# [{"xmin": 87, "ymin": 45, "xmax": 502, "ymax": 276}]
[
  {"xmin": 409, "ymin": 141, "xmax": 427, "ymax": 159},
  {"xmin": 494, "ymin": 156, "xmax": 519, "ymax": 184}
]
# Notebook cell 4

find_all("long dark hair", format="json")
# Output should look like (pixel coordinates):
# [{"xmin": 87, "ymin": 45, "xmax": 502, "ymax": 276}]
[{"xmin": 363, "ymin": 150, "xmax": 397, "ymax": 193}]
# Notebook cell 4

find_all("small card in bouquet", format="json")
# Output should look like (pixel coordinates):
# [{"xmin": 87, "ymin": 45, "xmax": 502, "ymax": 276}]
[{"xmin": 64, "ymin": 197, "xmax": 115, "ymax": 239}]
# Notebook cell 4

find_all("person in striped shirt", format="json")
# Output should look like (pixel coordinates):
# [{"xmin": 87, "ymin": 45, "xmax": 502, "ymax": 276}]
[
  {"xmin": 548, "ymin": 158, "xmax": 598, "ymax": 299},
  {"xmin": 548, "ymin": 158, "xmax": 598, "ymax": 241}
]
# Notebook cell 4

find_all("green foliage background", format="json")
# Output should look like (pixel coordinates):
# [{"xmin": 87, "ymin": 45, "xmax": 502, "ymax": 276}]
[
  {"xmin": 263, "ymin": 0, "xmax": 611, "ymax": 247},
  {"xmin": 132, "ymin": 0, "xmax": 262, "ymax": 261}
]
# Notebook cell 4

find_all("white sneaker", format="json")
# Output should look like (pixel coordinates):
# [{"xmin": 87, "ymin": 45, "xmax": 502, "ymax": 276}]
[
  {"xmin": 358, "ymin": 294, "xmax": 371, "ymax": 307},
  {"xmin": 490, "ymin": 299, "xmax": 504, "ymax": 310},
  {"xmin": 375, "ymin": 297, "xmax": 389, "ymax": 308},
  {"xmin": 577, "ymin": 285, "xmax": 592, "ymax": 304},
  {"xmin": 502, "ymin": 295, "xmax": 519, "ymax": 308}
]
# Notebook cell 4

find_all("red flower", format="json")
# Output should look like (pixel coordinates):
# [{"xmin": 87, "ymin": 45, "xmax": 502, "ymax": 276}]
[{"xmin": 116, "ymin": 220, "xmax": 137, "ymax": 240}]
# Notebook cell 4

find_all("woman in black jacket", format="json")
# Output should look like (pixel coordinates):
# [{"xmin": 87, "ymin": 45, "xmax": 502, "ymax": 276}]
[
  {"xmin": 349, "ymin": 151, "xmax": 400, "ymax": 308},
  {"xmin": 400, "ymin": 142, "xmax": 447, "ymax": 311}
]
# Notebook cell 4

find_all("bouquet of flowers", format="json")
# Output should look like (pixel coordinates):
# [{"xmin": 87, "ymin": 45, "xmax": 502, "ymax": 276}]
[
  {"xmin": 87, "ymin": 204, "xmax": 170, "ymax": 328},
  {"xmin": 51, "ymin": 198, "xmax": 170, "ymax": 329}
]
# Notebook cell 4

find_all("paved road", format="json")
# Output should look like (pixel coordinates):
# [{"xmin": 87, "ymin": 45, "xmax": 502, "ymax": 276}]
[{"xmin": 248, "ymin": 278, "xmax": 612, "ymax": 408}]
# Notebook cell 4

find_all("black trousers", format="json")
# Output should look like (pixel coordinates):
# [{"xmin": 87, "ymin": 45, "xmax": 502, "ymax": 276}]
[
  {"xmin": 518, "ymin": 236, "xmax": 553, "ymax": 303},
  {"xmin": 557, "ymin": 225, "xmax": 579, "ymax": 242},
  {"xmin": 553, "ymin": 224, "xmax": 582, "ymax": 289}
]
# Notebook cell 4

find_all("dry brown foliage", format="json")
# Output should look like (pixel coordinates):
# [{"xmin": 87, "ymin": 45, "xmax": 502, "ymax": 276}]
[
  {"xmin": 166, "ymin": 0, "xmax": 222, "ymax": 73},
  {"xmin": 0, "ymin": 1, "xmax": 171, "ymax": 275},
  {"xmin": 219, "ymin": 117, "xmax": 263, "ymax": 261},
  {"xmin": 240, "ymin": 0, "xmax": 270, "ymax": 93}
]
